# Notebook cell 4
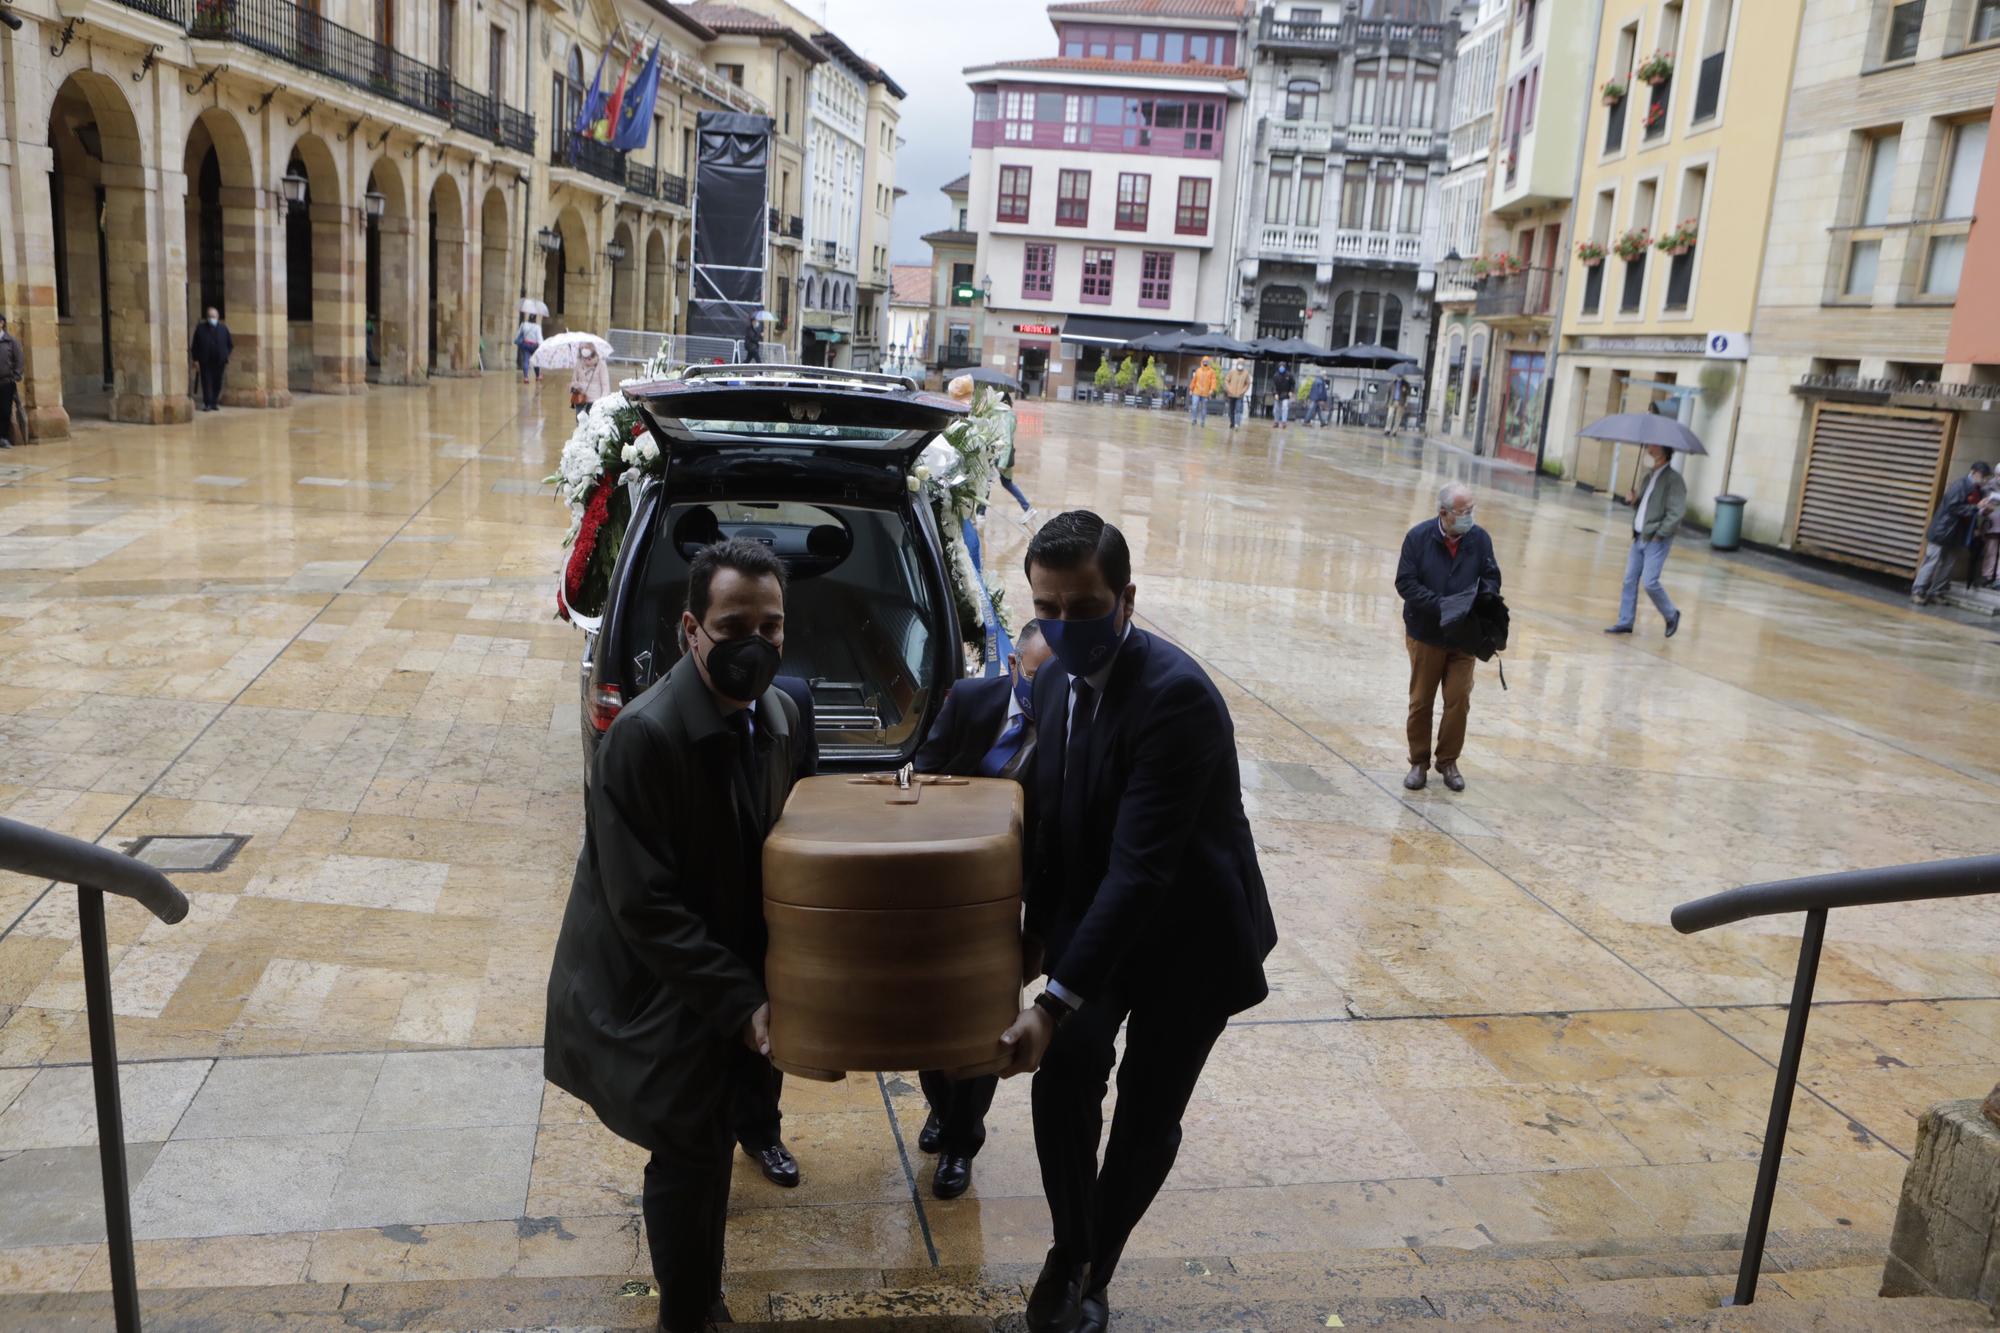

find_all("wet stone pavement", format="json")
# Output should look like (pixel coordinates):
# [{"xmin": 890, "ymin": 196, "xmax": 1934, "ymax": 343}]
[{"xmin": 1, "ymin": 377, "xmax": 1999, "ymax": 1299}]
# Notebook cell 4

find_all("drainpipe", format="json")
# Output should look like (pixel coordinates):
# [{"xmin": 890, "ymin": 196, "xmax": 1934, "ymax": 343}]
[
  {"xmin": 1532, "ymin": 0, "xmax": 1607, "ymax": 476},
  {"xmin": 518, "ymin": 1, "xmax": 533, "ymax": 302}
]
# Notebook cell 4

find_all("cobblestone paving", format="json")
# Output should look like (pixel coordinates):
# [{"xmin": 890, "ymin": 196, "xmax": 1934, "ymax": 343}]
[{"xmin": 1, "ymin": 377, "xmax": 1997, "ymax": 1295}]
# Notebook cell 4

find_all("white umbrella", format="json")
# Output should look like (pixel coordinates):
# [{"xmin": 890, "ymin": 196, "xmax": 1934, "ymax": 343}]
[
  {"xmin": 531, "ymin": 331, "xmax": 613, "ymax": 370},
  {"xmin": 519, "ymin": 297, "xmax": 550, "ymax": 317},
  {"xmin": 753, "ymin": 309, "xmax": 777, "ymax": 323}
]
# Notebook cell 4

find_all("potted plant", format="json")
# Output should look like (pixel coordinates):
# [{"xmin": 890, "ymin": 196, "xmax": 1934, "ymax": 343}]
[
  {"xmin": 1600, "ymin": 78, "xmax": 1628, "ymax": 106},
  {"xmin": 1637, "ymin": 50, "xmax": 1674, "ymax": 84},
  {"xmin": 1655, "ymin": 217, "xmax": 1699, "ymax": 256},
  {"xmin": 1467, "ymin": 253, "xmax": 1494, "ymax": 282},
  {"xmin": 1136, "ymin": 356, "xmax": 1164, "ymax": 407},
  {"xmin": 1575, "ymin": 239, "xmax": 1607, "ymax": 267},
  {"xmin": 1113, "ymin": 353, "xmax": 1137, "ymax": 403},
  {"xmin": 1496, "ymin": 251, "xmax": 1526, "ymax": 277},
  {"xmin": 1614, "ymin": 228, "xmax": 1652, "ymax": 263},
  {"xmin": 1092, "ymin": 358, "xmax": 1113, "ymax": 402},
  {"xmin": 1644, "ymin": 101, "xmax": 1666, "ymax": 132}
]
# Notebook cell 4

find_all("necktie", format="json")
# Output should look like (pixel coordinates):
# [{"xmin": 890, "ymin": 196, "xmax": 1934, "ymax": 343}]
[
  {"xmin": 1059, "ymin": 679, "xmax": 1096, "ymax": 861},
  {"xmin": 728, "ymin": 712, "xmax": 764, "ymax": 832},
  {"xmin": 979, "ymin": 712, "xmax": 1029, "ymax": 778}
]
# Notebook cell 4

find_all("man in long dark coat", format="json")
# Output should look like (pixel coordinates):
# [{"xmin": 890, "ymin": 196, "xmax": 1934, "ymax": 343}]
[
  {"xmin": 545, "ymin": 536, "xmax": 803, "ymax": 1333},
  {"xmin": 189, "ymin": 306, "xmax": 232, "ymax": 412}
]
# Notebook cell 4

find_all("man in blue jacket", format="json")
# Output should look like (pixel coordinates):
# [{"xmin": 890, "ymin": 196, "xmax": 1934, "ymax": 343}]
[
  {"xmin": 996, "ymin": 511, "xmax": 1277, "ymax": 1333},
  {"xmin": 1395, "ymin": 483, "xmax": 1501, "ymax": 793}
]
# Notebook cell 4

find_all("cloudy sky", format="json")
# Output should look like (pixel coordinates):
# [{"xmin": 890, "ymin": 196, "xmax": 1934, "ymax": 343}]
[{"xmin": 811, "ymin": 0, "xmax": 1055, "ymax": 262}]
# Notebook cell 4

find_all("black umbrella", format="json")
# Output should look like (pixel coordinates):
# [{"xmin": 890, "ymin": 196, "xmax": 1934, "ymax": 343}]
[
  {"xmin": 1180, "ymin": 332, "xmax": 1257, "ymax": 357},
  {"xmin": 1254, "ymin": 335, "xmax": 1340, "ymax": 362},
  {"xmin": 1328, "ymin": 343, "xmax": 1408, "ymax": 369},
  {"xmin": 1127, "ymin": 329, "xmax": 1194, "ymax": 353},
  {"xmin": 961, "ymin": 367, "xmax": 1022, "ymax": 394},
  {"xmin": 1579, "ymin": 413, "xmax": 1708, "ymax": 455}
]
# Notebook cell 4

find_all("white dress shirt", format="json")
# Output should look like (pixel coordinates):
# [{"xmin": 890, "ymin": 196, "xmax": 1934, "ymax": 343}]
[{"xmin": 1634, "ymin": 467, "xmax": 1661, "ymax": 536}]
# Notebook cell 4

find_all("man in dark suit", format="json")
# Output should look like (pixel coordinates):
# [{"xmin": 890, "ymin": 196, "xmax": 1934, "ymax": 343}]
[
  {"xmin": 189, "ymin": 306, "xmax": 232, "ymax": 412},
  {"xmin": 732, "ymin": 673, "xmax": 816, "ymax": 1189},
  {"xmin": 545, "ymin": 537, "xmax": 802, "ymax": 1333},
  {"xmin": 911, "ymin": 619, "xmax": 1051, "ymax": 1199},
  {"xmin": 996, "ymin": 511, "xmax": 1277, "ymax": 1333}
]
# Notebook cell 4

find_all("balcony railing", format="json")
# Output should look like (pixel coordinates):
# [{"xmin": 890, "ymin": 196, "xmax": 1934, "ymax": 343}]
[
  {"xmin": 1665, "ymin": 248, "xmax": 1695, "ymax": 310},
  {"xmin": 1260, "ymin": 224, "xmax": 1320, "ymax": 259},
  {"xmin": 188, "ymin": 0, "xmax": 533, "ymax": 154},
  {"xmin": 661, "ymin": 172, "xmax": 688, "ymax": 207},
  {"xmin": 553, "ymin": 135, "xmax": 626, "ymax": 187},
  {"xmin": 1351, "ymin": 18, "xmax": 1452, "ymax": 57},
  {"xmin": 821, "ymin": 240, "xmax": 838, "ymax": 263},
  {"xmin": 1474, "ymin": 266, "xmax": 1558, "ymax": 319},
  {"xmin": 936, "ymin": 342, "xmax": 979, "ymax": 370},
  {"xmin": 114, "ymin": 0, "xmax": 187, "ymax": 23},
  {"xmin": 1260, "ymin": 14, "xmax": 1340, "ymax": 47},
  {"xmin": 1621, "ymin": 256, "xmax": 1646, "ymax": 312},
  {"xmin": 1331, "ymin": 229, "xmax": 1421, "ymax": 264},
  {"xmin": 1266, "ymin": 117, "xmax": 1335, "ymax": 154},
  {"xmin": 1344, "ymin": 124, "xmax": 1436, "ymax": 157},
  {"xmin": 787, "ymin": 214, "xmax": 804, "ymax": 239}
]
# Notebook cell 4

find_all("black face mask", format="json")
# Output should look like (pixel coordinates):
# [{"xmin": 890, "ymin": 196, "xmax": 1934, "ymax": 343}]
[{"xmin": 697, "ymin": 625, "xmax": 781, "ymax": 703}]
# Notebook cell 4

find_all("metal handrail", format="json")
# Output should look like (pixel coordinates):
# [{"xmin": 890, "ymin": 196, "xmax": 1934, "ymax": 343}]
[
  {"xmin": 0, "ymin": 817, "xmax": 188, "ymax": 1333},
  {"xmin": 1671, "ymin": 856, "xmax": 2000, "ymax": 1307}
]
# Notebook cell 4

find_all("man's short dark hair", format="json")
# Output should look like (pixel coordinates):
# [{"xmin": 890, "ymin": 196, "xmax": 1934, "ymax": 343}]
[
  {"xmin": 687, "ymin": 537, "xmax": 787, "ymax": 623},
  {"xmin": 1016, "ymin": 618, "xmax": 1044, "ymax": 650},
  {"xmin": 1973, "ymin": 461, "xmax": 1994, "ymax": 478},
  {"xmin": 1025, "ymin": 510, "xmax": 1131, "ymax": 592}
]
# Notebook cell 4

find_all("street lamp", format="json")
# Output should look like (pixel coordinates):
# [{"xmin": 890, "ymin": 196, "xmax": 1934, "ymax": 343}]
[
  {"xmin": 604, "ymin": 239, "xmax": 627, "ymax": 263},
  {"xmin": 362, "ymin": 190, "xmax": 386, "ymax": 224},
  {"xmin": 536, "ymin": 226, "xmax": 562, "ymax": 254},
  {"xmin": 279, "ymin": 169, "xmax": 308, "ymax": 214}
]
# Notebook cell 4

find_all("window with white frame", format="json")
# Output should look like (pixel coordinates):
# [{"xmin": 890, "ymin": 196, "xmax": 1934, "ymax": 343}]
[
  {"xmin": 1844, "ymin": 130, "xmax": 1900, "ymax": 298},
  {"xmin": 1923, "ymin": 115, "xmax": 1987, "ymax": 296},
  {"xmin": 1298, "ymin": 158, "xmax": 1324, "ymax": 225},
  {"xmin": 1977, "ymin": 0, "xmax": 2000, "ymax": 42},
  {"xmin": 1884, "ymin": 1, "xmax": 1925, "ymax": 62},
  {"xmin": 1266, "ymin": 156, "xmax": 1295, "ymax": 224}
]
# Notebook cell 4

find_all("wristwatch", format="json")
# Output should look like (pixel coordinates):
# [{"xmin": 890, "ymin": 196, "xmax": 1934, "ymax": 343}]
[{"xmin": 1033, "ymin": 990, "xmax": 1073, "ymax": 1026}]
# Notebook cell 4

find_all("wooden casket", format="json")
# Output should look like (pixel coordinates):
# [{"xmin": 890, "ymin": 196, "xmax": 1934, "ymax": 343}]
[{"xmin": 762, "ymin": 772, "xmax": 1023, "ymax": 1081}]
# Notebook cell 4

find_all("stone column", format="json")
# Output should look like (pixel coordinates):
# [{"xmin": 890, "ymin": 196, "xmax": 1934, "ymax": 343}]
[
  {"xmin": 11, "ymin": 143, "xmax": 72, "ymax": 440},
  {"xmin": 311, "ymin": 201, "xmax": 363, "ymax": 393},
  {"xmin": 216, "ymin": 184, "xmax": 287, "ymax": 407},
  {"xmin": 101, "ymin": 160, "xmax": 193, "ymax": 424},
  {"xmin": 376, "ymin": 213, "xmax": 416, "ymax": 384}
]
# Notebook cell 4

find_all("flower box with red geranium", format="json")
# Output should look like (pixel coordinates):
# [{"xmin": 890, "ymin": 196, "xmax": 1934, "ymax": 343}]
[
  {"xmin": 1467, "ymin": 254, "xmax": 1494, "ymax": 281},
  {"xmin": 1576, "ymin": 239, "xmax": 1607, "ymax": 267},
  {"xmin": 1613, "ymin": 228, "xmax": 1652, "ymax": 263},
  {"xmin": 1637, "ymin": 51, "xmax": 1674, "ymax": 85},
  {"xmin": 1601, "ymin": 78, "xmax": 1628, "ymax": 106},
  {"xmin": 1655, "ymin": 218, "xmax": 1699, "ymax": 257}
]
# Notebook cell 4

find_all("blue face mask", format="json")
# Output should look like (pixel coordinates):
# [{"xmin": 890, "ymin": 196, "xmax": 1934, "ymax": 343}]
[
  {"xmin": 1040, "ymin": 604, "xmax": 1125, "ymax": 679},
  {"xmin": 1012, "ymin": 667, "xmax": 1036, "ymax": 717}
]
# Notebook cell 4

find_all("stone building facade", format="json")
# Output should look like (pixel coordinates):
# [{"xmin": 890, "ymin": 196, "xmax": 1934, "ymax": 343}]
[
  {"xmin": 1731, "ymin": 0, "xmax": 2000, "ymax": 565},
  {"xmin": 1, "ymin": 0, "xmax": 898, "ymax": 440}
]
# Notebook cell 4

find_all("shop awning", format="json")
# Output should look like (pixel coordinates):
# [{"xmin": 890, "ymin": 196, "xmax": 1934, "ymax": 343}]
[
  {"xmin": 806, "ymin": 328, "xmax": 845, "ymax": 344},
  {"xmin": 1058, "ymin": 314, "xmax": 1204, "ymax": 347}
]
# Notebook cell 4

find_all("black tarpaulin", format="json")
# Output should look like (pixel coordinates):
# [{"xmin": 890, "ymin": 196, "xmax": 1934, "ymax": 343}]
[{"xmin": 688, "ymin": 111, "xmax": 773, "ymax": 342}]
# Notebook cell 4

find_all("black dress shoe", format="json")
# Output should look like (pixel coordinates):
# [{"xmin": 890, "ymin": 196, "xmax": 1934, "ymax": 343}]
[
  {"xmin": 1403, "ymin": 764, "xmax": 1426, "ymax": 791},
  {"xmin": 1437, "ymin": 761, "xmax": 1466, "ymax": 793},
  {"xmin": 1077, "ymin": 1288, "xmax": 1110, "ymax": 1333},
  {"xmin": 932, "ymin": 1153, "xmax": 971, "ymax": 1199},
  {"xmin": 1025, "ymin": 1251, "xmax": 1087, "ymax": 1332},
  {"xmin": 743, "ymin": 1141, "xmax": 800, "ymax": 1188},
  {"xmin": 1665, "ymin": 610, "xmax": 1682, "ymax": 638},
  {"xmin": 918, "ymin": 1110, "xmax": 942, "ymax": 1155}
]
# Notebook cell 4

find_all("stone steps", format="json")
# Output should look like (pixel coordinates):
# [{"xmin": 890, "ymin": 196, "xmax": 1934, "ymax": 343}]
[{"xmin": 1, "ymin": 1229, "xmax": 1991, "ymax": 1331}]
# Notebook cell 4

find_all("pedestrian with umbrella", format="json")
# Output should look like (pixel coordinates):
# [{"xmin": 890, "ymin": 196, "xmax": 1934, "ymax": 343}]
[
  {"xmin": 532, "ymin": 332, "xmax": 617, "ymax": 417},
  {"xmin": 515, "ymin": 307, "xmax": 545, "ymax": 384},
  {"xmin": 1584, "ymin": 413, "xmax": 1705, "ymax": 638},
  {"xmin": 743, "ymin": 312, "xmax": 763, "ymax": 363}
]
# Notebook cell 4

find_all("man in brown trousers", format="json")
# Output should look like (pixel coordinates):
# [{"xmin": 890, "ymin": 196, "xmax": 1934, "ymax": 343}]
[{"xmin": 1393, "ymin": 483, "xmax": 1500, "ymax": 793}]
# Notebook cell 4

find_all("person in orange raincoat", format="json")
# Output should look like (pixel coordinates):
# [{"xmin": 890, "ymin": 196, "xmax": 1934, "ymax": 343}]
[{"xmin": 1187, "ymin": 357, "xmax": 1218, "ymax": 428}]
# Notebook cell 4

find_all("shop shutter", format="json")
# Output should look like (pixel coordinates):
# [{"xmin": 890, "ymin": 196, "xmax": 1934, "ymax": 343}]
[{"xmin": 1793, "ymin": 406, "xmax": 1953, "ymax": 576}]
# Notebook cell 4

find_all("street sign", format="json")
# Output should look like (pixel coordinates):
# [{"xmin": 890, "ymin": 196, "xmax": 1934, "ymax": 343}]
[
  {"xmin": 952, "ymin": 282, "xmax": 979, "ymax": 303},
  {"xmin": 1705, "ymin": 331, "xmax": 1750, "ymax": 360}
]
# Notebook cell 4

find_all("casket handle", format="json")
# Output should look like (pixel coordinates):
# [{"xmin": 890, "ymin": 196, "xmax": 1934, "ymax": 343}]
[{"xmin": 847, "ymin": 766, "xmax": 970, "ymax": 805}]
